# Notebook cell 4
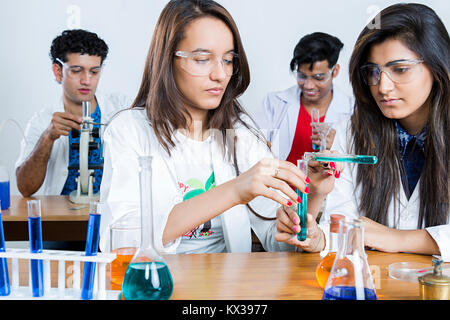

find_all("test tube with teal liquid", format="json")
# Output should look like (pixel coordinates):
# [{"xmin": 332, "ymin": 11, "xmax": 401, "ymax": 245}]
[
  {"xmin": 296, "ymin": 159, "xmax": 308, "ymax": 241},
  {"xmin": 0, "ymin": 200, "xmax": 11, "ymax": 296},
  {"xmin": 28, "ymin": 200, "xmax": 44, "ymax": 297}
]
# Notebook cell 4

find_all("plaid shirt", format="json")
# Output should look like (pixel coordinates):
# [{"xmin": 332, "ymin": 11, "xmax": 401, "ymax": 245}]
[{"xmin": 395, "ymin": 121, "xmax": 427, "ymax": 198}]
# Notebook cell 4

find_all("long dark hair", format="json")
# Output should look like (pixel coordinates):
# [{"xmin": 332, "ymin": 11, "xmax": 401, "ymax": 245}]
[
  {"xmin": 132, "ymin": 0, "xmax": 273, "ymax": 220},
  {"xmin": 349, "ymin": 3, "xmax": 449, "ymax": 228}
]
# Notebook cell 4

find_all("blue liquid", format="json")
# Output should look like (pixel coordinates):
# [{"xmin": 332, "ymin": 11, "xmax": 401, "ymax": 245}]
[
  {"xmin": 0, "ymin": 181, "xmax": 10, "ymax": 210},
  {"xmin": 81, "ymin": 213, "xmax": 101, "ymax": 300},
  {"xmin": 296, "ymin": 189, "xmax": 308, "ymax": 241},
  {"xmin": 322, "ymin": 286, "xmax": 378, "ymax": 300},
  {"xmin": 0, "ymin": 215, "xmax": 10, "ymax": 296},
  {"xmin": 28, "ymin": 216, "xmax": 44, "ymax": 297},
  {"xmin": 122, "ymin": 262, "xmax": 173, "ymax": 300}
]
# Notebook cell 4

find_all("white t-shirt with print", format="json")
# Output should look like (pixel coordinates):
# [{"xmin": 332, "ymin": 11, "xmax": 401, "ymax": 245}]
[{"xmin": 172, "ymin": 131, "xmax": 226, "ymax": 254}]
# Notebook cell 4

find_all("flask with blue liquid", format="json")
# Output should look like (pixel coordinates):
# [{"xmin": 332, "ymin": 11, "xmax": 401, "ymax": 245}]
[
  {"xmin": 121, "ymin": 156, "xmax": 173, "ymax": 300},
  {"xmin": 322, "ymin": 218, "xmax": 378, "ymax": 300},
  {"xmin": 0, "ymin": 166, "xmax": 10, "ymax": 211}
]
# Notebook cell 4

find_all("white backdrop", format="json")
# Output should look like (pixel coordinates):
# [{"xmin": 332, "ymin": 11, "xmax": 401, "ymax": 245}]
[{"xmin": 0, "ymin": 0, "xmax": 448, "ymax": 195}]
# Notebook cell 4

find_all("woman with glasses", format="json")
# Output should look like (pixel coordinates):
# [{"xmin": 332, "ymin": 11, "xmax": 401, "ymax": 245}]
[
  {"xmin": 99, "ymin": 0, "xmax": 309, "ymax": 254},
  {"xmin": 275, "ymin": 3, "xmax": 450, "ymax": 261},
  {"xmin": 254, "ymin": 32, "xmax": 354, "ymax": 168}
]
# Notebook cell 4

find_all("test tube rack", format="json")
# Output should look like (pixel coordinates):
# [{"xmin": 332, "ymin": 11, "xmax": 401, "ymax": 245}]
[{"xmin": 0, "ymin": 248, "xmax": 120, "ymax": 300}]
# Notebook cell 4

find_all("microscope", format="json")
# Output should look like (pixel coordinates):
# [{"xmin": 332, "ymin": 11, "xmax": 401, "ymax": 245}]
[{"xmin": 69, "ymin": 101, "xmax": 103, "ymax": 204}]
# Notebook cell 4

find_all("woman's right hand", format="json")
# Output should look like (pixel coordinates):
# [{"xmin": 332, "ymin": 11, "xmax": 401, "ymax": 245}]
[
  {"xmin": 232, "ymin": 158, "xmax": 309, "ymax": 208},
  {"xmin": 275, "ymin": 204, "xmax": 325, "ymax": 252}
]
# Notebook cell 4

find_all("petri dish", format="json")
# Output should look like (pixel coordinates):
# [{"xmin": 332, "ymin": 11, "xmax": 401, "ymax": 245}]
[{"xmin": 388, "ymin": 262, "xmax": 431, "ymax": 282}]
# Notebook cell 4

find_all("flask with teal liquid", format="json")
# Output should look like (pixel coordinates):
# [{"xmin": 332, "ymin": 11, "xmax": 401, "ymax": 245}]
[{"xmin": 121, "ymin": 156, "xmax": 173, "ymax": 300}]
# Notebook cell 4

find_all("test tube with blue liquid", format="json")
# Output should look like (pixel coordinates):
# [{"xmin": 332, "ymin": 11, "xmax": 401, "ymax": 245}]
[
  {"xmin": 81, "ymin": 202, "xmax": 101, "ymax": 300},
  {"xmin": 28, "ymin": 199, "xmax": 44, "ymax": 297},
  {"xmin": 0, "ymin": 200, "xmax": 11, "ymax": 296},
  {"xmin": 296, "ymin": 159, "xmax": 308, "ymax": 241}
]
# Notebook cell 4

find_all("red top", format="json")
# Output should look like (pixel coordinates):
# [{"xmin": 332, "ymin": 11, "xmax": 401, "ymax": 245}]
[{"xmin": 286, "ymin": 99, "xmax": 325, "ymax": 167}]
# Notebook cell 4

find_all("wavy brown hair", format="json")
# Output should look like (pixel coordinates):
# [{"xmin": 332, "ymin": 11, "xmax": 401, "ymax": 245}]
[{"xmin": 349, "ymin": 3, "xmax": 449, "ymax": 228}]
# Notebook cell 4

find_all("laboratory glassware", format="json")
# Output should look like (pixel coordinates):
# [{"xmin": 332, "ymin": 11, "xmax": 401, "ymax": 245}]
[
  {"xmin": 316, "ymin": 214, "xmax": 345, "ymax": 288},
  {"xmin": 296, "ymin": 159, "xmax": 308, "ymax": 241},
  {"xmin": 311, "ymin": 108, "xmax": 320, "ymax": 151},
  {"xmin": 28, "ymin": 200, "xmax": 44, "ymax": 297},
  {"xmin": 81, "ymin": 202, "xmax": 102, "ymax": 300},
  {"xmin": 110, "ymin": 215, "xmax": 140, "ymax": 291},
  {"xmin": 0, "ymin": 166, "xmax": 10, "ymax": 210},
  {"xmin": 121, "ymin": 156, "xmax": 173, "ymax": 300},
  {"xmin": 0, "ymin": 200, "xmax": 10, "ymax": 296},
  {"xmin": 322, "ymin": 218, "xmax": 377, "ymax": 300}
]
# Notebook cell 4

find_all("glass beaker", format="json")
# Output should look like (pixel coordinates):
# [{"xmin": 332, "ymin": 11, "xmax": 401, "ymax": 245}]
[
  {"xmin": 110, "ymin": 215, "xmax": 140, "ymax": 291},
  {"xmin": 322, "ymin": 218, "xmax": 377, "ymax": 300},
  {"xmin": 316, "ymin": 214, "xmax": 345, "ymax": 288},
  {"xmin": 121, "ymin": 156, "xmax": 173, "ymax": 300}
]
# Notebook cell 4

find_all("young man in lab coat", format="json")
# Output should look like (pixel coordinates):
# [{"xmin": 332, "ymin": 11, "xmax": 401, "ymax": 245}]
[
  {"xmin": 254, "ymin": 32, "xmax": 354, "ymax": 164},
  {"xmin": 15, "ymin": 29, "xmax": 129, "ymax": 197}
]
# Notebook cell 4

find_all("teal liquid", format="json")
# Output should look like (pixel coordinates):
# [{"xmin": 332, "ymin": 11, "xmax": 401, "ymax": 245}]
[
  {"xmin": 296, "ymin": 189, "xmax": 307, "ymax": 241},
  {"xmin": 313, "ymin": 155, "xmax": 378, "ymax": 164},
  {"xmin": 122, "ymin": 262, "xmax": 173, "ymax": 300}
]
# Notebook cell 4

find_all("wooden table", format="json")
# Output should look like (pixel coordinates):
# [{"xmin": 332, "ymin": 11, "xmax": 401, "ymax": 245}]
[
  {"xmin": 10, "ymin": 251, "xmax": 437, "ymax": 300},
  {"xmin": 164, "ymin": 251, "xmax": 435, "ymax": 300},
  {"xmin": 1, "ymin": 195, "xmax": 89, "ymax": 241}
]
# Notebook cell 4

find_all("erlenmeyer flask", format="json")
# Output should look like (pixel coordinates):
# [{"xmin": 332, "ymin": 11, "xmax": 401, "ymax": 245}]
[
  {"xmin": 121, "ymin": 156, "xmax": 173, "ymax": 300},
  {"xmin": 322, "ymin": 218, "xmax": 377, "ymax": 300}
]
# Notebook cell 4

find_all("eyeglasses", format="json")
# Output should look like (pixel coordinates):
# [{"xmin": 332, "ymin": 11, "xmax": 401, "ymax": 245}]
[
  {"xmin": 56, "ymin": 58, "xmax": 102, "ymax": 80},
  {"xmin": 174, "ymin": 51, "xmax": 239, "ymax": 76},
  {"xmin": 293, "ymin": 66, "xmax": 335, "ymax": 85},
  {"xmin": 360, "ymin": 59, "xmax": 424, "ymax": 86}
]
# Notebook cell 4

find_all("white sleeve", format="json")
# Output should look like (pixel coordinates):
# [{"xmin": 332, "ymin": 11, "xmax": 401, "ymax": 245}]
[
  {"xmin": 99, "ymin": 111, "xmax": 181, "ymax": 254},
  {"xmin": 426, "ymin": 224, "xmax": 450, "ymax": 262},
  {"xmin": 15, "ymin": 112, "xmax": 48, "ymax": 170}
]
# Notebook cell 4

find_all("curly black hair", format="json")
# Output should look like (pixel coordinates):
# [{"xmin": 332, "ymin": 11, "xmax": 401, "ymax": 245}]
[
  {"xmin": 290, "ymin": 32, "xmax": 343, "ymax": 71},
  {"xmin": 50, "ymin": 29, "xmax": 108, "ymax": 65}
]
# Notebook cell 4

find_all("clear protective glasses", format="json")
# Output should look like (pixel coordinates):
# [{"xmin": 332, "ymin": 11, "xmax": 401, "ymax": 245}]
[
  {"xmin": 293, "ymin": 66, "xmax": 335, "ymax": 85},
  {"xmin": 174, "ymin": 51, "xmax": 239, "ymax": 76},
  {"xmin": 360, "ymin": 59, "xmax": 424, "ymax": 86},
  {"xmin": 56, "ymin": 58, "xmax": 102, "ymax": 80}
]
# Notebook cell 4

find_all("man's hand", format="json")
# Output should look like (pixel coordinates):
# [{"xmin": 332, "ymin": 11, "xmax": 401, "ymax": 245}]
[{"xmin": 45, "ymin": 112, "xmax": 82, "ymax": 141}]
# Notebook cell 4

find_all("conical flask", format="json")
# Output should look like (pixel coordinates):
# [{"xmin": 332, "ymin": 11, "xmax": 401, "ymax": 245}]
[
  {"xmin": 121, "ymin": 156, "xmax": 173, "ymax": 300},
  {"xmin": 322, "ymin": 218, "xmax": 377, "ymax": 300}
]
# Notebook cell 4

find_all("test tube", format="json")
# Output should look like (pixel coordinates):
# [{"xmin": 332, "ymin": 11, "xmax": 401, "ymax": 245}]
[
  {"xmin": 311, "ymin": 108, "xmax": 320, "ymax": 151},
  {"xmin": 296, "ymin": 159, "xmax": 308, "ymax": 241},
  {"xmin": 0, "ymin": 200, "xmax": 11, "ymax": 296},
  {"xmin": 27, "ymin": 200, "xmax": 44, "ymax": 297},
  {"xmin": 81, "ymin": 202, "xmax": 102, "ymax": 300}
]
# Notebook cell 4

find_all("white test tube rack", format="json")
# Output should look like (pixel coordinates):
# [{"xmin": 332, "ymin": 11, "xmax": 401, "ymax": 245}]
[{"xmin": 0, "ymin": 248, "xmax": 120, "ymax": 300}]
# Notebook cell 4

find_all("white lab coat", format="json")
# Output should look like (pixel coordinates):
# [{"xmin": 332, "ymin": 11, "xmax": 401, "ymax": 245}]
[
  {"xmin": 319, "ymin": 116, "xmax": 450, "ymax": 262},
  {"xmin": 15, "ymin": 92, "xmax": 130, "ymax": 195},
  {"xmin": 98, "ymin": 108, "xmax": 295, "ymax": 254},
  {"xmin": 253, "ymin": 85, "xmax": 354, "ymax": 160}
]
